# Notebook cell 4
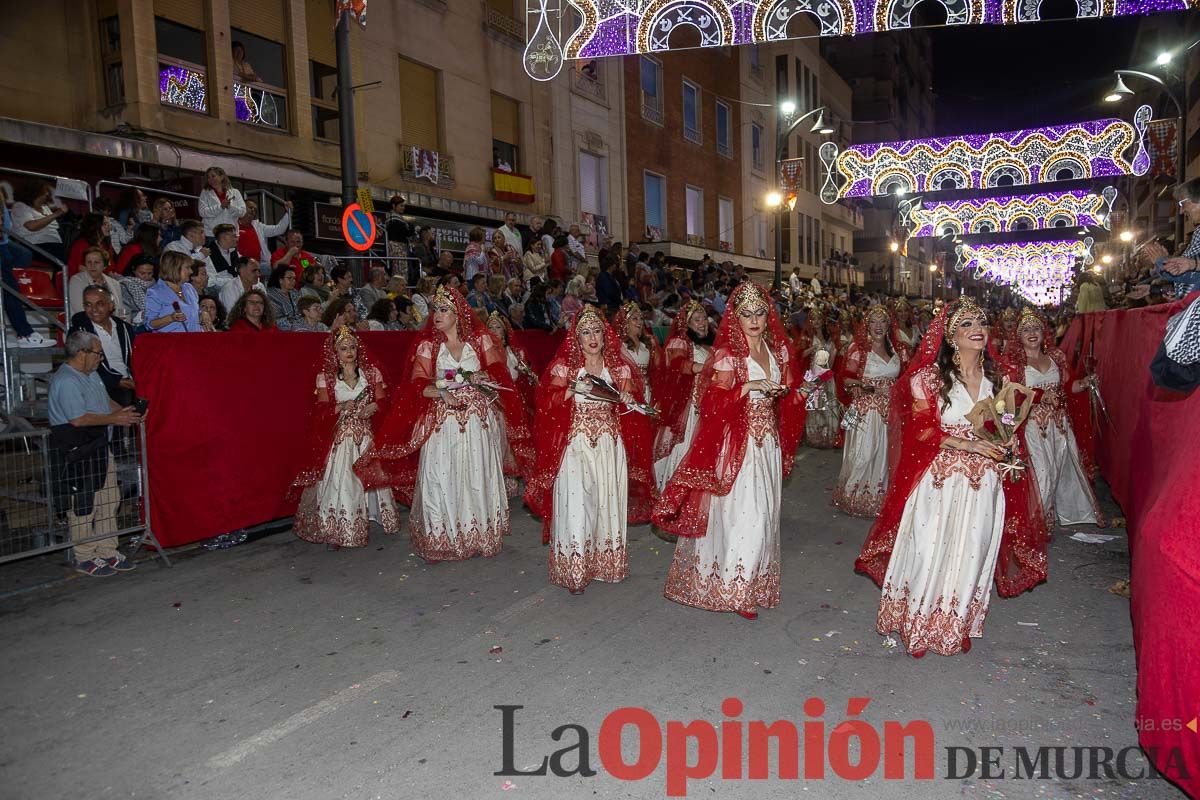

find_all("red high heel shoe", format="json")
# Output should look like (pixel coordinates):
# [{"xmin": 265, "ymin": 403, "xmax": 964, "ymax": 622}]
[
  {"xmin": 910, "ymin": 649, "xmax": 927, "ymax": 659},
  {"xmin": 961, "ymin": 637, "xmax": 972, "ymax": 653},
  {"xmin": 736, "ymin": 610, "xmax": 758, "ymax": 621}
]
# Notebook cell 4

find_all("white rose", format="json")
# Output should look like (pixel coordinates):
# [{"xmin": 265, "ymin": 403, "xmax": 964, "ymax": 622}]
[{"xmin": 815, "ymin": 349, "xmax": 830, "ymax": 368}]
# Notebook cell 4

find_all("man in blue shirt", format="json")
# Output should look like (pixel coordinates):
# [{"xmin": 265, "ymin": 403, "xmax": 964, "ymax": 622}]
[
  {"xmin": 1140, "ymin": 178, "xmax": 1200, "ymax": 298},
  {"xmin": 49, "ymin": 330, "xmax": 142, "ymax": 577},
  {"xmin": 1, "ymin": 203, "xmax": 52, "ymax": 347}
]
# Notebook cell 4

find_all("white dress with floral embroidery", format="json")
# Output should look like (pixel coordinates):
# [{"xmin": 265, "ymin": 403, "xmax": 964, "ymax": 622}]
[
  {"xmin": 653, "ymin": 344, "xmax": 708, "ymax": 490},
  {"xmin": 1024, "ymin": 363, "xmax": 1101, "ymax": 527},
  {"xmin": 411, "ymin": 342, "xmax": 509, "ymax": 560},
  {"xmin": 664, "ymin": 352, "xmax": 782, "ymax": 614},
  {"xmin": 833, "ymin": 351, "xmax": 900, "ymax": 517},
  {"xmin": 295, "ymin": 373, "xmax": 399, "ymax": 547},
  {"xmin": 549, "ymin": 366, "xmax": 629, "ymax": 592},
  {"xmin": 878, "ymin": 375, "xmax": 1005, "ymax": 656}
]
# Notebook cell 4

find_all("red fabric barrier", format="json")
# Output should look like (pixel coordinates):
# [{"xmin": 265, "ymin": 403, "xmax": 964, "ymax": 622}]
[
  {"xmin": 1062, "ymin": 298, "xmax": 1200, "ymax": 797},
  {"xmin": 133, "ymin": 330, "xmax": 562, "ymax": 548}
]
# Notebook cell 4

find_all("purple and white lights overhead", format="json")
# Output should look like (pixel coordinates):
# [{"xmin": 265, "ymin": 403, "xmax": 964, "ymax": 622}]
[
  {"xmin": 906, "ymin": 187, "xmax": 1118, "ymax": 237},
  {"xmin": 524, "ymin": 0, "xmax": 1197, "ymax": 79},
  {"xmin": 955, "ymin": 240, "xmax": 1094, "ymax": 300},
  {"xmin": 819, "ymin": 108, "xmax": 1150, "ymax": 203}
]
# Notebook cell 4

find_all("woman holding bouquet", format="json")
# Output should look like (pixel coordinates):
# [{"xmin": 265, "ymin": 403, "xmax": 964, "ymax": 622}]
[
  {"xmin": 524, "ymin": 306, "xmax": 656, "ymax": 594},
  {"xmin": 291, "ymin": 327, "xmax": 399, "ymax": 548},
  {"xmin": 1002, "ymin": 308, "xmax": 1104, "ymax": 528},
  {"xmin": 613, "ymin": 301, "xmax": 661, "ymax": 404},
  {"xmin": 355, "ymin": 285, "xmax": 531, "ymax": 563},
  {"xmin": 653, "ymin": 301, "xmax": 714, "ymax": 490},
  {"xmin": 653, "ymin": 283, "xmax": 809, "ymax": 620},
  {"xmin": 833, "ymin": 304, "xmax": 910, "ymax": 517},
  {"xmin": 855, "ymin": 298, "xmax": 1048, "ymax": 657}
]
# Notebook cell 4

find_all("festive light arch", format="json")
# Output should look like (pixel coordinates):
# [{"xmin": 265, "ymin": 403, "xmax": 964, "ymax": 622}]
[
  {"xmin": 820, "ymin": 107, "xmax": 1150, "ymax": 204},
  {"xmin": 955, "ymin": 240, "xmax": 1093, "ymax": 308},
  {"xmin": 532, "ymin": 0, "xmax": 1196, "ymax": 79},
  {"xmin": 906, "ymin": 188, "xmax": 1118, "ymax": 238}
]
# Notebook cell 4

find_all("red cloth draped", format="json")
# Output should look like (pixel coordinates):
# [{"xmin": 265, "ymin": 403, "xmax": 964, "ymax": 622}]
[
  {"xmin": 288, "ymin": 331, "xmax": 389, "ymax": 498},
  {"xmin": 354, "ymin": 287, "xmax": 532, "ymax": 504},
  {"xmin": 612, "ymin": 302, "xmax": 663, "ymax": 403},
  {"xmin": 652, "ymin": 306, "xmax": 707, "ymax": 461},
  {"xmin": 854, "ymin": 300, "xmax": 1048, "ymax": 598},
  {"xmin": 652, "ymin": 284, "xmax": 808, "ymax": 538},
  {"xmin": 837, "ymin": 316, "xmax": 912, "ymax": 405},
  {"xmin": 523, "ymin": 311, "xmax": 657, "ymax": 544}
]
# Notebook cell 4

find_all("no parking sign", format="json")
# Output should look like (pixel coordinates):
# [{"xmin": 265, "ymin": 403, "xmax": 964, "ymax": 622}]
[{"xmin": 341, "ymin": 202, "xmax": 377, "ymax": 251}]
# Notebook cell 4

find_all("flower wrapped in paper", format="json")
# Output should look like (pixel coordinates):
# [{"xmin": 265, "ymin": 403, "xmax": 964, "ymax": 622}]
[{"xmin": 965, "ymin": 381, "xmax": 1035, "ymax": 482}]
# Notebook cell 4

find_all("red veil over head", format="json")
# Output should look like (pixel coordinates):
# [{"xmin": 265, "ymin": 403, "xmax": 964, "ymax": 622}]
[
  {"xmin": 837, "ymin": 304, "xmax": 912, "ymax": 405},
  {"xmin": 653, "ymin": 300, "xmax": 708, "ymax": 461},
  {"xmin": 522, "ymin": 306, "xmax": 657, "ymax": 544},
  {"xmin": 354, "ymin": 285, "xmax": 532, "ymax": 503},
  {"xmin": 487, "ymin": 310, "xmax": 537, "ymax": 418},
  {"xmin": 290, "ymin": 328, "xmax": 389, "ymax": 498},
  {"xmin": 652, "ymin": 282, "xmax": 808, "ymax": 538},
  {"xmin": 854, "ymin": 298, "xmax": 1049, "ymax": 598},
  {"xmin": 612, "ymin": 300, "xmax": 663, "ymax": 395}
]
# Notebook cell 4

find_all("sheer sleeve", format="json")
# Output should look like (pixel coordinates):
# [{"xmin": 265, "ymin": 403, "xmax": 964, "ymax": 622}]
[{"xmin": 909, "ymin": 369, "xmax": 948, "ymax": 448}]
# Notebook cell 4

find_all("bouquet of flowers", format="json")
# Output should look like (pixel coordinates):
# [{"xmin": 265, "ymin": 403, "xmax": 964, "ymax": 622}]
[
  {"xmin": 964, "ymin": 382, "xmax": 1035, "ymax": 482},
  {"xmin": 436, "ymin": 368, "xmax": 506, "ymax": 401},
  {"xmin": 803, "ymin": 349, "xmax": 835, "ymax": 411},
  {"xmin": 573, "ymin": 373, "xmax": 661, "ymax": 418}
]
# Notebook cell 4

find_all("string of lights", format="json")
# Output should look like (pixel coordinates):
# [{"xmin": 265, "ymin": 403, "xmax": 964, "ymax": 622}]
[{"xmin": 906, "ymin": 188, "xmax": 1118, "ymax": 237}]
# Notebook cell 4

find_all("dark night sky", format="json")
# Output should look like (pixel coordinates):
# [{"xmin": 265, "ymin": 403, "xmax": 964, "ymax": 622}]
[{"xmin": 929, "ymin": 14, "xmax": 1146, "ymax": 135}]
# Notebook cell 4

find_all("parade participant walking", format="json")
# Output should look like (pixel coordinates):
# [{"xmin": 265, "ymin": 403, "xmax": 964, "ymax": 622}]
[
  {"xmin": 291, "ymin": 327, "xmax": 398, "ymax": 548},
  {"xmin": 833, "ymin": 304, "xmax": 910, "ymax": 517},
  {"xmin": 855, "ymin": 299, "xmax": 1048, "ymax": 658},
  {"xmin": 654, "ymin": 283, "xmax": 810, "ymax": 620},
  {"xmin": 613, "ymin": 301, "xmax": 661, "ymax": 404},
  {"xmin": 524, "ymin": 306, "xmax": 656, "ymax": 594},
  {"xmin": 653, "ymin": 301, "xmax": 713, "ymax": 490},
  {"xmin": 356, "ymin": 286, "xmax": 530, "ymax": 563}
]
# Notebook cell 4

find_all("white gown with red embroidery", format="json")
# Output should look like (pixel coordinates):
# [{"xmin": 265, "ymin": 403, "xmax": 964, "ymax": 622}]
[
  {"xmin": 410, "ymin": 342, "xmax": 509, "ymax": 560},
  {"xmin": 295, "ymin": 374, "xmax": 400, "ymax": 547},
  {"xmin": 878, "ymin": 376, "xmax": 1005, "ymax": 655},
  {"xmin": 653, "ymin": 344, "xmax": 708, "ymax": 490},
  {"xmin": 1024, "ymin": 363, "xmax": 1101, "ymax": 527},
  {"xmin": 664, "ymin": 352, "xmax": 782, "ymax": 613},
  {"xmin": 549, "ymin": 366, "xmax": 629, "ymax": 591},
  {"xmin": 833, "ymin": 351, "xmax": 900, "ymax": 517},
  {"xmin": 623, "ymin": 343, "xmax": 653, "ymax": 404}
]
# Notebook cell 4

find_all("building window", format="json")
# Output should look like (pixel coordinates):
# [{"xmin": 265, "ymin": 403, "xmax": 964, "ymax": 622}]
[
  {"xmin": 99, "ymin": 16, "xmax": 123, "ymax": 107},
  {"xmin": 749, "ymin": 45, "xmax": 761, "ymax": 77},
  {"xmin": 685, "ymin": 185, "xmax": 704, "ymax": 243},
  {"xmin": 231, "ymin": 28, "xmax": 288, "ymax": 131},
  {"xmin": 718, "ymin": 196, "xmax": 734, "ymax": 252},
  {"xmin": 156, "ymin": 17, "xmax": 208, "ymax": 114},
  {"xmin": 644, "ymin": 171, "xmax": 666, "ymax": 240},
  {"xmin": 715, "ymin": 100, "xmax": 731, "ymax": 158},
  {"xmin": 399, "ymin": 56, "xmax": 441, "ymax": 151},
  {"xmin": 751, "ymin": 123, "xmax": 764, "ymax": 173},
  {"xmin": 310, "ymin": 61, "xmax": 339, "ymax": 142},
  {"xmin": 579, "ymin": 151, "xmax": 608, "ymax": 247},
  {"xmin": 683, "ymin": 79, "xmax": 701, "ymax": 144},
  {"xmin": 756, "ymin": 214, "xmax": 768, "ymax": 258},
  {"xmin": 640, "ymin": 56, "xmax": 663, "ymax": 125},
  {"xmin": 491, "ymin": 93, "xmax": 520, "ymax": 172}
]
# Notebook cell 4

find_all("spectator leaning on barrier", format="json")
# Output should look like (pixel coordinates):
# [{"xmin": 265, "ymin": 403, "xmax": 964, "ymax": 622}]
[
  {"xmin": 1, "ymin": 202, "xmax": 51, "ymax": 347},
  {"xmin": 69, "ymin": 285, "xmax": 137, "ymax": 405},
  {"xmin": 49, "ymin": 330, "xmax": 142, "ymax": 577},
  {"xmin": 198, "ymin": 166, "xmax": 246, "ymax": 237},
  {"xmin": 145, "ymin": 250, "xmax": 202, "ymax": 332},
  {"xmin": 1137, "ymin": 178, "xmax": 1200, "ymax": 299}
]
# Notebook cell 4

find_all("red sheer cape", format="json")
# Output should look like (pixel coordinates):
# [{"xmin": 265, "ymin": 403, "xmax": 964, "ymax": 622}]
[
  {"xmin": 652, "ymin": 308, "xmax": 706, "ymax": 461},
  {"xmin": 652, "ymin": 284, "xmax": 808, "ymax": 538},
  {"xmin": 522, "ymin": 314, "xmax": 657, "ymax": 543},
  {"xmin": 612, "ymin": 303, "xmax": 663, "ymax": 402},
  {"xmin": 854, "ymin": 301, "xmax": 1048, "ymax": 598},
  {"xmin": 289, "ymin": 331, "xmax": 389, "ymax": 498},
  {"xmin": 354, "ymin": 287, "xmax": 532, "ymax": 504}
]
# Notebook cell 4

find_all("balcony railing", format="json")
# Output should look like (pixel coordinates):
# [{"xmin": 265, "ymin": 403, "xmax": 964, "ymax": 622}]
[
  {"xmin": 484, "ymin": 6, "xmax": 522, "ymax": 43},
  {"xmin": 641, "ymin": 93, "xmax": 663, "ymax": 126},
  {"xmin": 717, "ymin": 139, "xmax": 732, "ymax": 158},
  {"xmin": 684, "ymin": 124, "xmax": 702, "ymax": 145},
  {"xmin": 571, "ymin": 69, "xmax": 607, "ymax": 104},
  {"xmin": 401, "ymin": 143, "xmax": 456, "ymax": 188}
]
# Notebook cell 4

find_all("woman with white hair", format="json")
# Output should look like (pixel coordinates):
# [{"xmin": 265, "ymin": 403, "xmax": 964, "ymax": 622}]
[{"xmin": 560, "ymin": 275, "xmax": 585, "ymax": 328}]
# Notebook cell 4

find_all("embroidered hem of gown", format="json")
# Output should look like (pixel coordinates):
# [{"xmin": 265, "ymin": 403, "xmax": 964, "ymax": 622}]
[
  {"xmin": 294, "ymin": 489, "xmax": 400, "ymax": 547},
  {"xmin": 832, "ymin": 482, "xmax": 887, "ymax": 518},
  {"xmin": 876, "ymin": 583, "xmax": 987, "ymax": 656},
  {"xmin": 549, "ymin": 538, "xmax": 629, "ymax": 591},
  {"xmin": 410, "ymin": 509, "xmax": 510, "ymax": 561},
  {"xmin": 663, "ymin": 553, "xmax": 781, "ymax": 613}
]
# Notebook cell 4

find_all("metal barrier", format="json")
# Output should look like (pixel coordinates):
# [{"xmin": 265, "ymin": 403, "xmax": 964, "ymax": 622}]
[
  {"xmin": 0, "ymin": 167, "xmax": 93, "ymax": 208},
  {"xmin": 0, "ymin": 237, "xmax": 69, "ymax": 416},
  {"xmin": 93, "ymin": 180, "xmax": 199, "ymax": 211},
  {"xmin": 0, "ymin": 422, "xmax": 168, "ymax": 567}
]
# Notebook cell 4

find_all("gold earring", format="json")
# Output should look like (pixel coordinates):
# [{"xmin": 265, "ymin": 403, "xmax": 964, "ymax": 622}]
[{"xmin": 951, "ymin": 342, "xmax": 961, "ymax": 368}]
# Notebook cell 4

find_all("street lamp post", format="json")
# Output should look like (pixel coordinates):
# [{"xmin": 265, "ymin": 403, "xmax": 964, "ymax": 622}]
[{"xmin": 771, "ymin": 103, "xmax": 834, "ymax": 291}]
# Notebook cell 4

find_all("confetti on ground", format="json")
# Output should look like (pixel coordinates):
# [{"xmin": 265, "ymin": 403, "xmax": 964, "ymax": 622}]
[
  {"xmin": 883, "ymin": 636, "xmax": 898, "ymax": 649},
  {"xmin": 1017, "ymin": 622, "xmax": 1039, "ymax": 627},
  {"xmin": 489, "ymin": 646, "xmax": 503, "ymax": 654},
  {"xmin": 501, "ymin": 780, "xmax": 517, "ymax": 790}
]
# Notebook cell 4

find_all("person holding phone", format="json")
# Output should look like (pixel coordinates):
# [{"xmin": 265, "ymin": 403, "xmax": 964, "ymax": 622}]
[
  {"xmin": 144, "ymin": 251, "xmax": 202, "ymax": 332},
  {"xmin": 1137, "ymin": 179, "xmax": 1200, "ymax": 298}
]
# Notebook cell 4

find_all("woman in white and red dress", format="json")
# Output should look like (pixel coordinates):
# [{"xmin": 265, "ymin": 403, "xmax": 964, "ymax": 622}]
[
  {"xmin": 855, "ymin": 298, "xmax": 1048, "ymax": 657},
  {"xmin": 291, "ymin": 327, "xmax": 399, "ymax": 548},
  {"xmin": 653, "ymin": 283, "xmax": 810, "ymax": 620},
  {"xmin": 486, "ymin": 310, "xmax": 538, "ymax": 421},
  {"xmin": 653, "ymin": 300, "xmax": 713, "ymax": 489},
  {"xmin": 356, "ymin": 285, "xmax": 531, "ymax": 563},
  {"xmin": 833, "ymin": 304, "xmax": 910, "ymax": 517},
  {"xmin": 524, "ymin": 306, "xmax": 656, "ymax": 594},
  {"xmin": 801, "ymin": 308, "xmax": 843, "ymax": 449},
  {"xmin": 613, "ymin": 301, "xmax": 662, "ymax": 405},
  {"xmin": 1001, "ymin": 308, "xmax": 1104, "ymax": 528}
]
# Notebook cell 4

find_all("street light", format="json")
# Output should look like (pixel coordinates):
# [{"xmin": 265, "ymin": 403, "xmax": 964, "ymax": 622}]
[
  {"xmin": 772, "ymin": 102, "xmax": 834, "ymax": 290},
  {"xmin": 1156, "ymin": 52, "xmax": 1172, "ymax": 66},
  {"xmin": 889, "ymin": 241, "xmax": 900, "ymax": 253},
  {"xmin": 1120, "ymin": 229, "xmax": 1134, "ymax": 242},
  {"xmin": 1102, "ymin": 254, "xmax": 1114, "ymax": 265},
  {"xmin": 1103, "ymin": 74, "xmax": 1134, "ymax": 103}
]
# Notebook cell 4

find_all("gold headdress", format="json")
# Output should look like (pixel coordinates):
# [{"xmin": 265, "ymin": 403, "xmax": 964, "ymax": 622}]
[
  {"xmin": 1016, "ymin": 306, "xmax": 1044, "ymax": 333},
  {"xmin": 576, "ymin": 304, "xmax": 605, "ymax": 332},
  {"xmin": 893, "ymin": 296, "xmax": 911, "ymax": 311},
  {"xmin": 487, "ymin": 309, "xmax": 506, "ymax": 327},
  {"xmin": 681, "ymin": 299, "xmax": 704, "ymax": 321},
  {"xmin": 865, "ymin": 303, "xmax": 891, "ymax": 325},
  {"xmin": 334, "ymin": 324, "xmax": 358, "ymax": 347},
  {"xmin": 733, "ymin": 282, "xmax": 770, "ymax": 314},
  {"xmin": 431, "ymin": 283, "xmax": 456, "ymax": 310},
  {"xmin": 1000, "ymin": 307, "xmax": 1018, "ymax": 323},
  {"xmin": 944, "ymin": 297, "xmax": 986, "ymax": 339},
  {"xmin": 619, "ymin": 300, "xmax": 641, "ymax": 319}
]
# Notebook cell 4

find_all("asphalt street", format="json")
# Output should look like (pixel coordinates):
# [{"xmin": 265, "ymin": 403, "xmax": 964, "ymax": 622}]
[{"xmin": 0, "ymin": 448, "xmax": 1182, "ymax": 800}]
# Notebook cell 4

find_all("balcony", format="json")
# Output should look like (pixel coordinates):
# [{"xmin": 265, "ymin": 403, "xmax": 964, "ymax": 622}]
[
  {"xmin": 484, "ymin": 6, "xmax": 522, "ymax": 46},
  {"xmin": 401, "ymin": 144, "xmax": 456, "ymax": 188},
  {"xmin": 571, "ymin": 68, "xmax": 607, "ymax": 105},
  {"xmin": 159, "ymin": 59, "xmax": 288, "ymax": 132},
  {"xmin": 641, "ymin": 93, "xmax": 664, "ymax": 126}
]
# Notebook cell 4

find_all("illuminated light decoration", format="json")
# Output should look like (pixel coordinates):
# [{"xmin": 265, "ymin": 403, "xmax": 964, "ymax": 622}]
[
  {"xmin": 529, "ymin": 0, "xmax": 1197, "ymax": 80},
  {"xmin": 159, "ymin": 65, "xmax": 207, "ymax": 113},
  {"xmin": 906, "ymin": 187, "xmax": 1118, "ymax": 238},
  {"xmin": 957, "ymin": 239, "xmax": 1092, "ymax": 307},
  {"xmin": 234, "ymin": 83, "xmax": 281, "ymax": 128},
  {"xmin": 820, "ymin": 107, "xmax": 1151, "ymax": 204}
]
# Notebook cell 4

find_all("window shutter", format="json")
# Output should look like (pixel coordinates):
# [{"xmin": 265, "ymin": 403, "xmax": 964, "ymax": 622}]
[
  {"xmin": 579, "ymin": 153, "xmax": 599, "ymax": 214},
  {"xmin": 305, "ymin": 0, "xmax": 336, "ymax": 66},
  {"xmin": 154, "ymin": 0, "xmax": 203, "ymax": 29},
  {"xmin": 399, "ymin": 57, "xmax": 440, "ymax": 150},
  {"xmin": 490, "ymin": 93, "xmax": 520, "ymax": 147},
  {"xmin": 644, "ymin": 174, "xmax": 663, "ymax": 229},
  {"xmin": 231, "ymin": 0, "xmax": 286, "ymax": 42}
]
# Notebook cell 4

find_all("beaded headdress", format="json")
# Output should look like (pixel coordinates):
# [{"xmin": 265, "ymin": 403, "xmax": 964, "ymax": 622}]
[
  {"xmin": 576, "ymin": 304, "xmax": 604, "ymax": 332},
  {"xmin": 431, "ymin": 283, "xmax": 456, "ymax": 311},
  {"xmin": 1016, "ymin": 306, "xmax": 1044, "ymax": 333},
  {"xmin": 944, "ymin": 297, "xmax": 987, "ymax": 340},
  {"xmin": 619, "ymin": 300, "xmax": 641, "ymax": 319},
  {"xmin": 865, "ymin": 303, "xmax": 891, "ymax": 325},
  {"xmin": 334, "ymin": 324, "xmax": 358, "ymax": 347},
  {"xmin": 733, "ymin": 283, "xmax": 770, "ymax": 314}
]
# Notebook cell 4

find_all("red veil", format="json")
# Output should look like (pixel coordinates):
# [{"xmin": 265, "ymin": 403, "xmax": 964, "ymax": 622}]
[
  {"xmin": 653, "ymin": 301, "xmax": 707, "ymax": 461},
  {"xmin": 489, "ymin": 311, "xmax": 538, "ymax": 419},
  {"xmin": 523, "ymin": 307, "xmax": 657, "ymax": 544},
  {"xmin": 290, "ymin": 329, "xmax": 389, "ymax": 499},
  {"xmin": 354, "ymin": 286, "xmax": 532, "ymax": 503},
  {"xmin": 612, "ymin": 301, "xmax": 663, "ymax": 398},
  {"xmin": 652, "ymin": 283, "xmax": 808, "ymax": 538},
  {"xmin": 837, "ymin": 307, "xmax": 913, "ymax": 404},
  {"xmin": 854, "ymin": 299, "xmax": 1049, "ymax": 598}
]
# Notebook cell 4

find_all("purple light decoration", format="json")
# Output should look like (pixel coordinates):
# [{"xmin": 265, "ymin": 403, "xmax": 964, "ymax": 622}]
[
  {"xmin": 956, "ymin": 239, "xmax": 1094, "ymax": 284},
  {"xmin": 158, "ymin": 65, "xmax": 207, "ymax": 113},
  {"xmin": 909, "ymin": 188, "xmax": 1117, "ymax": 237}
]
